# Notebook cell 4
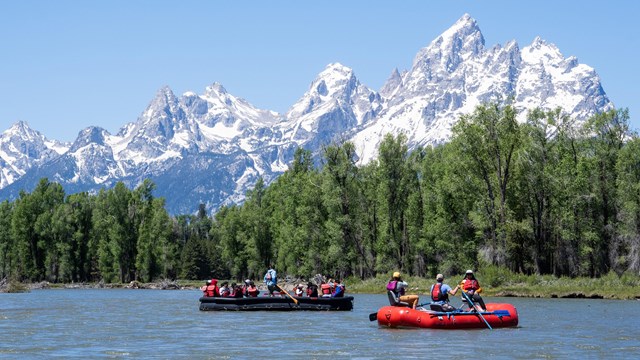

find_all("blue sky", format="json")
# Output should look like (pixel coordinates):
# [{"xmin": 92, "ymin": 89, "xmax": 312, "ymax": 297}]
[{"xmin": 1, "ymin": 1, "xmax": 638, "ymax": 142}]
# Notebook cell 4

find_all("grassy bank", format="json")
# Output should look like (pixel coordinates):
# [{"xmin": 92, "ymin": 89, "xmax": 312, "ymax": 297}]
[
  {"xmin": 344, "ymin": 268, "xmax": 640, "ymax": 300},
  {"xmin": 6, "ymin": 269, "xmax": 640, "ymax": 300}
]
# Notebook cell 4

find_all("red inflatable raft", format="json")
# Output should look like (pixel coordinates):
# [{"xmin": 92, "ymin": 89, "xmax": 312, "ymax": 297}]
[{"xmin": 376, "ymin": 303, "xmax": 518, "ymax": 329}]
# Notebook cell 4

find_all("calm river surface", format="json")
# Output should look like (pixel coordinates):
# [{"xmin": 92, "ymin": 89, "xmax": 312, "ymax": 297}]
[{"xmin": 1, "ymin": 289, "xmax": 639, "ymax": 359}]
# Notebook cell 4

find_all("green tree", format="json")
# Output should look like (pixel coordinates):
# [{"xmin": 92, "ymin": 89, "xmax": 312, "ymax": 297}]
[
  {"xmin": 321, "ymin": 142, "xmax": 361, "ymax": 278},
  {"xmin": 0, "ymin": 201, "xmax": 14, "ymax": 278},
  {"xmin": 579, "ymin": 109, "xmax": 629, "ymax": 276},
  {"xmin": 616, "ymin": 135, "xmax": 640, "ymax": 273},
  {"xmin": 452, "ymin": 103, "xmax": 522, "ymax": 266},
  {"xmin": 376, "ymin": 133, "xmax": 413, "ymax": 272}
]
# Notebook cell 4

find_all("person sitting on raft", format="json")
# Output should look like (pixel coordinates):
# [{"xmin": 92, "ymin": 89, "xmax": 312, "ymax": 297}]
[
  {"xmin": 331, "ymin": 279, "xmax": 345, "ymax": 298},
  {"xmin": 320, "ymin": 280, "xmax": 332, "ymax": 298},
  {"xmin": 230, "ymin": 283, "xmax": 244, "ymax": 298},
  {"xmin": 201, "ymin": 279, "xmax": 220, "ymax": 297},
  {"xmin": 306, "ymin": 282, "xmax": 318, "ymax": 297},
  {"xmin": 430, "ymin": 273, "xmax": 459, "ymax": 312},
  {"xmin": 460, "ymin": 270, "xmax": 487, "ymax": 311},
  {"xmin": 294, "ymin": 284, "xmax": 304, "ymax": 297},
  {"xmin": 219, "ymin": 281, "xmax": 231, "ymax": 297},
  {"xmin": 245, "ymin": 281, "xmax": 259, "ymax": 297},
  {"xmin": 387, "ymin": 271, "xmax": 419, "ymax": 309}
]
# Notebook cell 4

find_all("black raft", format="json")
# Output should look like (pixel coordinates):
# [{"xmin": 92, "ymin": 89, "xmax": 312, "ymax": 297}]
[{"xmin": 199, "ymin": 296, "xmax": 354, "ymax": 311}]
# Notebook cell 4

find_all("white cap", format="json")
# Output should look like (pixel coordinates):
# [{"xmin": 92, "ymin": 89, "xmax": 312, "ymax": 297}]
[
  {"xmin": 436, "ymin": 274, "xmax": 444, "ymax": 281},
  {"xmin": 465, "ymin": 270, "xmax": 474, "ymax": 275}
]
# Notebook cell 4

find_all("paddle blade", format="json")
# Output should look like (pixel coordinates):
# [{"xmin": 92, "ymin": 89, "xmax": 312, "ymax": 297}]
[
  {"xmin": 490, "ymin": 310, "xmax": 511, "ymax": 317},
  {"xmin": 369, "ymin": 312, "xmax": 378, "ymax": 321}
]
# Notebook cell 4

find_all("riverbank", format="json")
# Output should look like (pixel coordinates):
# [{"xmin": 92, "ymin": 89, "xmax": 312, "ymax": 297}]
[
  {"xmin": 3, "ymin": 271, "xmax": 640, "ymax": 300},
  {"xmin": 344, "ymin": 270, "xmax": 640, "ymax": 300},
  {"xmin": 0, "ymin": 278, "xmax": 198, "ymax": 293}
]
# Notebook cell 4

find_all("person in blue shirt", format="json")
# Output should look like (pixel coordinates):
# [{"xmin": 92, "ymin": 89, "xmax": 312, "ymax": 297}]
[
  {"xmin": 430, "ymin": 273, "xmax": 459, "ymax": 312},
  {"xmin": 263, "ymin": 265, "xmax": 277, "ymax": 297},
  {"xmin": 331, "ymin": 279, "xmax": 345, "ymax": 298}
]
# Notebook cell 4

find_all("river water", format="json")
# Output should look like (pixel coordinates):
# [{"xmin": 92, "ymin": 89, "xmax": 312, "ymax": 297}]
[{"xmin": 1, "ymin": 289, "xmax": 639, "ymax": 359}]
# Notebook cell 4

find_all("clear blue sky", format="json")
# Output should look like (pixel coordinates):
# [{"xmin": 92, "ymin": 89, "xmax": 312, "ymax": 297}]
[{"xmin": 1, "ymin": 1, "xmax": 638, "ymax": 142}]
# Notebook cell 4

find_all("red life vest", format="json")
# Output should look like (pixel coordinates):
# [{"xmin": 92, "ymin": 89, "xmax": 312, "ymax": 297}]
[
  {"xmin": 431, "ymin": 283, "xmax": 446, "ymax": 301},
  {"xmin": 462, "ymin": 278, "xmax": 479, "ymax": 291},
  {"xmin": 204, "ymin": 284, "xmax": 217, "ymax": 297},
  {"xmin": 247, "ymin": 286, "xmax": 259, "ymax": 297},
  {"xmin": 321, "ymin": 283, "xmax": 332, "ymax": 295}
]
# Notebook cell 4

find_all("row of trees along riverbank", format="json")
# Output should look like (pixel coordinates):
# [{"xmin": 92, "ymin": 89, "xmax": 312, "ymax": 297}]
[{"xmin": 0, "ymin": 104, "xmax": 639, "ymax": 285}]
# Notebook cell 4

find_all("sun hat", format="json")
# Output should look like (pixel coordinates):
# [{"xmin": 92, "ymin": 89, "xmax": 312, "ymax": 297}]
[{"xmin": 393, "ymin": 271, "xmax": 401, "ymax": 278}]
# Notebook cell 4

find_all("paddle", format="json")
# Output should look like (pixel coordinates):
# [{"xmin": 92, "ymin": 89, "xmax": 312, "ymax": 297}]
[
  {"xmin": 460, "ymin": 289, "xmax": 492, "ymax": 330},
  {"xmin": 277, "ymin": 284, "xmax": 298, "ymax": 305}
]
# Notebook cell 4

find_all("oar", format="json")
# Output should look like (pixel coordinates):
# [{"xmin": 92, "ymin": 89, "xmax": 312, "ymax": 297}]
[
  {"xmin": 277, "ymin": 284, "xmax": 298, "ymax": 305},
  {"xmin": 461, "ymin": 290, "xmax": 492, "ymax": 330}
]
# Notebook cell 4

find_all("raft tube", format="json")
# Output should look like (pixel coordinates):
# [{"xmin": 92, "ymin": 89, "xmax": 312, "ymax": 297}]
[
  {"xmin": 377, "ymin": 303, "xmax": 518, "ymax": 329},
  {"xmin": 199, "ymin": 296, "xmax": 354, "ymax": 311}
]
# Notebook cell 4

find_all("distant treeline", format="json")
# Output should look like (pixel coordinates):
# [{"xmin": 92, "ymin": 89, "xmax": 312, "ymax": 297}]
[{"xmin": 1, "ymin": 103, "xmax": 638, "ymax": 284}]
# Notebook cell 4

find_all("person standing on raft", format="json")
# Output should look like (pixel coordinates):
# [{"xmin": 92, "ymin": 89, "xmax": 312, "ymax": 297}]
[
  {"xmin": 263, "ymin": 265, "xmax": 278, "ymax": 297},
  {"xmin": 460, "ymin": 270, "xmax": 487, "ymax": 311},
  {"xmin": 387, "ymin": 271, "xmax": 419, "ymax": 309}
]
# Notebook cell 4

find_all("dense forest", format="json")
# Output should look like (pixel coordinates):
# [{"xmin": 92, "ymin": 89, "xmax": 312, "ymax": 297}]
[{"xmin": 1, "ymin": 104, "xmax": 638, "ymax": 284}]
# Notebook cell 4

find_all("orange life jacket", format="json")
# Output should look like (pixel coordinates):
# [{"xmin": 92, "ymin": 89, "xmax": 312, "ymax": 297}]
[
  {"xmin": 247, "ymin": 285, "xmax": 259, "ymax": 297},
  {"xmin": 321, "ymin": 283, "xmax": 332, "ymax": 295},
  {"xmin": 462, "ymin": 278, "xmax": 480, "ymax": 291}
]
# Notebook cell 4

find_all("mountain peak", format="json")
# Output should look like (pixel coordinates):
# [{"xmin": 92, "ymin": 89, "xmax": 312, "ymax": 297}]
[
  {"xmin": 69, "ymin": 126, "xmax": 109, "ymax": 152},
  {"xmin": 5, "ymin": 121, "xmax": 37, "ymax": 138},
  {"xmin": 380, "ymin": 68, "xmax": 403, "ymax": 98},
  {"xmin": 412, "ymin": 14, "xmax": 485, "ymax": 73},
  {"xmin": 440, "ymin": 13, "xmax": 483, "ymax": 45},
  {"xmin": 205, "ymin": 82, "xmax": 228, "ymax": 96},
  {"xmin": 319, "ymin": 62, "xmax": 353, "ymax": 77},
  {"xmin": 522, "ymin": 36, "xmax": 563, "ymax": 64},
  {"xmin": 146, "ymin": 86, "xmax": 179, "ymax": 113}
]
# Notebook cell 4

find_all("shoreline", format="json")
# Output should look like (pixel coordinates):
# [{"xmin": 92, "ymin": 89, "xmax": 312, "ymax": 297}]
[{"xmin": 2, "ymin": 279, "xmax": 639, "ymax": 300}]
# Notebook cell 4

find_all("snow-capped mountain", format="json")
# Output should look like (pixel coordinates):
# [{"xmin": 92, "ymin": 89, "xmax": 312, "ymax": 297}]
[
  {"xmin": 0, "ymin": 121, "xmax": 69, "ymax": 188},
  {"xmin": 351, "ymin": 14, "xmax": 611, "ymax": 162},
  {"xmin": 0, "ymin": 14, "xmax": 612, "ymax": 214},
  {"xmin": 282, "ymin": 63, "xmax": 383, "ymax": 148}
]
